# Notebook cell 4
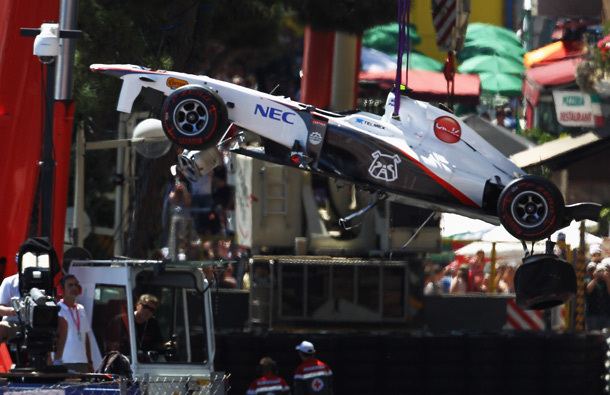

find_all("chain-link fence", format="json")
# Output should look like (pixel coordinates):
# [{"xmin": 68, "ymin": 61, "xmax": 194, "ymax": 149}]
[{"xmin": 0, "ymin": 373, "xmax": 228, "ymax": 394}]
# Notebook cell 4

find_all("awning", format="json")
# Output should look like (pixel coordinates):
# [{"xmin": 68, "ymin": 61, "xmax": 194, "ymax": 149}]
[
  {"xmin": 522, "ymin": 57, "xmax": 583, "ymax": 106},
  {"xmin": 359, "ymin": 69, "xmax": 481, "ymax": 104},
  {"xmin": 523, "ymin": 40, "xmax": 584, "ymax": 69},
  {"xmin": 510, "ymin": 128, "xmax": 610, "ymax": 170}
]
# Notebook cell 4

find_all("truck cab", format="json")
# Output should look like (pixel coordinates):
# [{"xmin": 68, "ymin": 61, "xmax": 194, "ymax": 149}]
[{"xmin": 68, "ymin": 259, "xmax": 226, "ymax": 393}]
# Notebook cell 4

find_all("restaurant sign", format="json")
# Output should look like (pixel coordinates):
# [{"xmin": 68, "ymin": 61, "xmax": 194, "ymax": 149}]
[{"xmin": 552, "ymin": 90, "xmax": 603, "ymax": 128}]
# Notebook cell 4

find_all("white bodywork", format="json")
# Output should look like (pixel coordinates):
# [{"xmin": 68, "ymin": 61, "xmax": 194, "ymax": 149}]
[{"xmin": 91, "ymin": 64, "xmax": 526, "ymax": 222}]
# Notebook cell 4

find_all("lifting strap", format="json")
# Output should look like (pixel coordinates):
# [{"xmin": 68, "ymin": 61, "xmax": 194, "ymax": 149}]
[{"xmin": 393, "ymin": 0, "xmax": 411, "ymax": 118}]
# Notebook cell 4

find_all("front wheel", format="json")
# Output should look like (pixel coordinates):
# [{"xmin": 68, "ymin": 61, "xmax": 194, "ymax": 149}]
[
  {"xmin": 497, "ymin": 175, "xmax": 564, "ymax": 242},
  {"xmin": 161, "ymin": 85, "xmax": 228, "ymax": 150}
]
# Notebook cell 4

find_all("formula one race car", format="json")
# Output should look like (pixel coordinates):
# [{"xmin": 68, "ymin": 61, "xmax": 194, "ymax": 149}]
[
  {"xmin": 92, "ymin": 64, "xmax": 603, "ymax": 310},
  {"xmin": 91, "ymin": 64, "xmax": 600, "ymax": 245}
]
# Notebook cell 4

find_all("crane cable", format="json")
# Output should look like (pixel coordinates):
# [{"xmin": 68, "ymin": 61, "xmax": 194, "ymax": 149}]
[{"xmin": 393, "ymin": 0, "xmax": 411, "ymax": 118}]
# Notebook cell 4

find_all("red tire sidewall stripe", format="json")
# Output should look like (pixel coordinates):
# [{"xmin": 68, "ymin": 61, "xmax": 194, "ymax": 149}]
[
  {"xmin": 500, "ymin": 180, "xmax": 558, "ymax": 239},
  {"xmin": 161, "ymin": 88, "xmax": 226, "ymax": 149}
]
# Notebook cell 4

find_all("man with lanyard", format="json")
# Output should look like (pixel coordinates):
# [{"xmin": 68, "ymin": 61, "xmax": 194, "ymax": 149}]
[
  {"xmin": 294, "ymin": 341, "xmax": 333, "ymax": 395},
  {"xmin": 57, "ymin": 274, "xmax": 93, "ymax": 372},
  {"xmin": 246, "ymin": 357, "xmax": 291, "ymax": 395}
]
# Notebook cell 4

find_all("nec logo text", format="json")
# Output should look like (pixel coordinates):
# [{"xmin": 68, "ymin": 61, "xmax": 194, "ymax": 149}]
[{"xmin": 254, "ymin": 104, "xmax": 296, "ymax": 124}]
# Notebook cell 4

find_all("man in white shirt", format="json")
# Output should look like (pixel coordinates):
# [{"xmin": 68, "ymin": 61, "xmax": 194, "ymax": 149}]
[{"xmin": 57, "ymin": 274, "xmax": 93, "ymax": 373}]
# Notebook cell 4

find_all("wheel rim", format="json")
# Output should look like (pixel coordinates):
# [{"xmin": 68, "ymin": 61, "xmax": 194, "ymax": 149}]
[
  {"xmin": 510, "ymin": 190, "xmax": 549, "ymax": 228},
  {"xmin": 173, "ymin": 99, "xmax": 209, "ymax": 136}
]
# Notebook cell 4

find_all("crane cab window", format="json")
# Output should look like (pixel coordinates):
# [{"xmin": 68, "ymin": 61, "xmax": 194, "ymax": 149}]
[
  {"xmin": 91, "ymin": 285, "xmax": 131, "ymax": 359},
  {"xmin": 91, "ymin": 282, "xmax": 209, "ymax": 364}
]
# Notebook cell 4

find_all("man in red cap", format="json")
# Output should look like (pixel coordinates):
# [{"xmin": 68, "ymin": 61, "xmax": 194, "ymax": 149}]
[{"xmin": 294, "ymin": 340, "xmax": 333, "ymax": 395}]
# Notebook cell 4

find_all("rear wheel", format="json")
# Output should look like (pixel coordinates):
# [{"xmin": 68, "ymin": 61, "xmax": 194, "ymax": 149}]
[
  {"xmin": 497, "ymin": 175, "xmax": 564, "ymax": 242},
  {"xmin": 161, "ymin": 85, "xmax": 228, "ymax": 150}
]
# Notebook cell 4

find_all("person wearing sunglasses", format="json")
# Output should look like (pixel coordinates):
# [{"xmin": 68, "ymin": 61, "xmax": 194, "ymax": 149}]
[
  {"xmin": 105, "ymin": 293, "xmax": 166, "ymax": 362},
  {"xmin": 133, "ymin": 294, "xmax": 165, "ymax": 359}
]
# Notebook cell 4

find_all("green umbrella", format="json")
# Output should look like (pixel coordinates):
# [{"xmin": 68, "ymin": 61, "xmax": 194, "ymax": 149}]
[
  {"xmin": 458, "ymin": 38, "xmax": 526, "ymax": 62},
  {"xmin": 407, "ymin": 52, "xmax": 443, "ymax": 72},
  {"xmin": 361, "ymin": 48, "xmax": 442, "ymax": 72},
  {"xmin": 458, "ymin": 23, "xmax": 525, "ymax": 63},
  {"xmin": 363, "ymin": 22, "xmax": 421, "ymax": 56},
  {"xmin": 478, "ymin": 72, "xmax": 523, "ymax": 97},
  {"xmin": 363, "ymin": 23, "xmax": 442, "ymax": 72},
  {"xmin": 458, "ymin": 55, "xmax": 524, "ymax": 75},
  {"xmin": 465, "ymin": 23, "xmax": 522, "ymax": 46}
]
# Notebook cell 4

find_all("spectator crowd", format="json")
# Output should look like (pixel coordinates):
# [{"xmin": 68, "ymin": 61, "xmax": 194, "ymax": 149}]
[
  {"xmin": 424, "ymin": 249, "xmax": 517, "ymax": 296},
  {"xmin": 585, "ymin": 244, "xmax": 610, "ymax": 330},
  {"xmin": 426, "ymin": 239, "xmax": 610, "ymax": 332}
]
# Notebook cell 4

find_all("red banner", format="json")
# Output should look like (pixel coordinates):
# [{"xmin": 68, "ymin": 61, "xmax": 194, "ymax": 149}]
[{"xmin": 0, "ymin": 0, "xmax": 60, "ymax": 276}]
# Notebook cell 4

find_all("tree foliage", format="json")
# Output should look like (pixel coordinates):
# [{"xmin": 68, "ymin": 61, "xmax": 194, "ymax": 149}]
[
  {"xmin": 520, "ymin": 127, "xmax": 559, "ymax": 145},
  {"xmin": 284, "ymin": 0, "xmax": 398, "ymax": 34},
  {"xmin": 74, "ymin": 0, "xmax": 398, "ymax": 129}
]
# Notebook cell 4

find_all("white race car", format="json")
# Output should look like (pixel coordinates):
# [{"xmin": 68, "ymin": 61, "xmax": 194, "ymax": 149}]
[
  {"xmin": 92, "ymin": 63, "xmax": 600, "ymax": 309},
  {"xmin": 91, "ymin": 63, "xmax": 599, "ymax": 245}
]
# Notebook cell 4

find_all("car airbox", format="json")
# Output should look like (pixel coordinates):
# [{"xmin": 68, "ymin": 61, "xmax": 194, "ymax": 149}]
[{"xmin": 514, "ymin": 254, "xmax": 576, "ymax": 310}]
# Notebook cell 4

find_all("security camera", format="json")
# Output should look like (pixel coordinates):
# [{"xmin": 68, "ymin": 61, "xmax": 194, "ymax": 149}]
[
  {"xmin": 176, "ymin": 148, "xmax": 222, "ymax": 183},
  {"xmin": 33, "ymin": 23, "xmax": 59, "ymax": 63}
]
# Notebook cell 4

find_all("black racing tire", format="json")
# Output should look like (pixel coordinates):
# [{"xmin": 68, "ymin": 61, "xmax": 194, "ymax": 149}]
[
  {"xmin": 161, "ymin": 85, "xmax": 228, "ymax": 150},
  {"xmin": 497, "ymin": 175, "xmax": 564, "ymax": 242}
]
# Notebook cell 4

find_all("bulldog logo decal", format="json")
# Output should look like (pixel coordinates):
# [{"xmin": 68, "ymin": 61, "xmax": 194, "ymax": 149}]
[{"xmin": 369, "ymin": 151, "xmax": 401, "ymax": 182}]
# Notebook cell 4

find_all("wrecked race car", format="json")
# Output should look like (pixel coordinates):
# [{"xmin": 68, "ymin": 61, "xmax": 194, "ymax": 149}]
[{"xmin": 91, "ymin": 63, "xmax": 601, "ymax": 309}]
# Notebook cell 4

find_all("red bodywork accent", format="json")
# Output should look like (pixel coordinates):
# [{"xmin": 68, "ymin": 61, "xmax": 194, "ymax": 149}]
[{"xmin": 395, "ymin": 147, "xmax": 479, "ymax": 208}]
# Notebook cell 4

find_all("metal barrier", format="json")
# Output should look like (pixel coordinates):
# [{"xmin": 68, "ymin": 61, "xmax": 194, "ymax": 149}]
[{"xmin": 0, "ymin": 373, "xmax": 228, "ymax": 394}]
